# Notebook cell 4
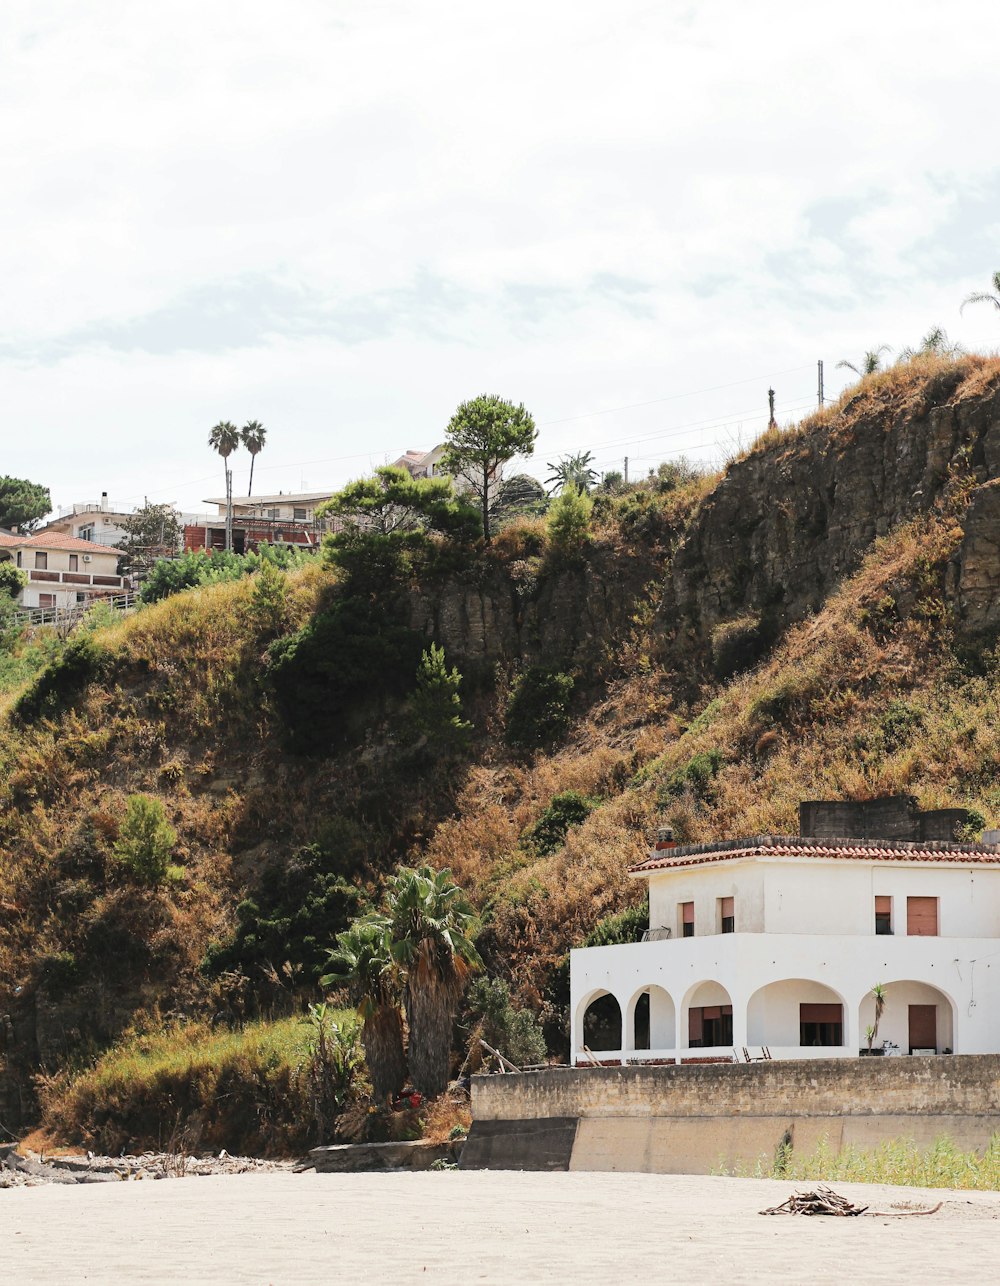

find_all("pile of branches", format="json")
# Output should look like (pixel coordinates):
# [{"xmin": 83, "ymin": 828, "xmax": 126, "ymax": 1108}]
[{"xmin": 760, "ymin": 1186, "xmax": 867, "ymax": 1217}]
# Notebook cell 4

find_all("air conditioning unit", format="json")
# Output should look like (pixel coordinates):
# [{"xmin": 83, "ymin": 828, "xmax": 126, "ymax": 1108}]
[{"xmin": 82, "ymin": 554, "xmax": 92, "ymax": 562}]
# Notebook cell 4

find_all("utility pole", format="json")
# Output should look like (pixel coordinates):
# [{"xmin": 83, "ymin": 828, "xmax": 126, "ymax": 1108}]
[
  {"xmin": 624, "ymin": 456, "xmax": 629, "ymax": 485},
  {"xmin": 767, "ymin": 387, "xmax": 776, "ymax": 429},
  {"xmin": 817, "ymin": 359, "xmax": 825, "ymax": 408}
]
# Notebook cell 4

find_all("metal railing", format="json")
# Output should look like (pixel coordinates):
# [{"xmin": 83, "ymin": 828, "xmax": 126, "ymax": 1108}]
[
  {"xmin": 12, "ymin": 591, "xmax": 138, "ymax": 634},
  {"xmin": 640, "ymin": 926, "xmax": 673, "ymax": 942}
]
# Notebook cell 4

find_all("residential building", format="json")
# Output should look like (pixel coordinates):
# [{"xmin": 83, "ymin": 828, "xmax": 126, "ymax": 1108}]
[
  {"xmin": 37, "ymin": 494, "xmax": 133, "ymax": 549},
  {"xmin": 0, "ymin": 531, "xmax": 126, "ymax": 610},
  {"xmin": 570, "ymin": 796, "xmax": 1000, "ymax": 1064},
  {"xmin": 185, "ymin": 491, "xmax": 336, "ymax": 554}
]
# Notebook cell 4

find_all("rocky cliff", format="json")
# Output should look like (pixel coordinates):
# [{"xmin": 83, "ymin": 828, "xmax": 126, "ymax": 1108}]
[{"xmin": 668, "ymin": 358, "xmax": 1000, "ymax": 649}]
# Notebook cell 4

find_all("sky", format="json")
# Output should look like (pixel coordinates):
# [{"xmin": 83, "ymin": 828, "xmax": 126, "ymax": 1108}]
[{"xmin": 3, "ymin": 0, "xmax": 1000, "ymax": 516}]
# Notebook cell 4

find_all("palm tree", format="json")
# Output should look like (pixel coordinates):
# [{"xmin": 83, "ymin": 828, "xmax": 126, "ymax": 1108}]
[
  {"xmin": 898, "ymin": 326, "xmax": 965, "ymax": 362},
  {"xmin": 545, "ymin": 450, "xmax": 599, "ymax": 496},
  {"xmin": 867, "ymin": 982, "xmax": 887, "ymax": 1053},
  {"xmin": 836, "ymin": 345, "xmax": 891, "ymax": 378},
  {"xmin": 241, "ymin": 420, "xmax": 267, "ymax": 497},
  {"xmin": 960, "ymin": 270, "xmax": 1000, "ymax": 316},
  {"xmin": 208, "ymin": 420, "xmax": 240, "ymax": 551},
  {"xmin": 321, "ymin": 919, "xmax": 407, "ymax": 1105},
  {"xmin": 384, "ymin": 865, "xmax": 481, "ymax": 1097}
]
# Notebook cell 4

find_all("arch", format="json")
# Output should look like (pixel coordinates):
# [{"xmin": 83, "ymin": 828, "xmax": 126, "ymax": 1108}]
[
  {"xmin": 858, "ymin": 980, "xmax": 956, "ymax": 1055},
  {"xmin": 625, "ymin": 985, "xmax": 676, "ymax": 1051},
  {"xmin": 682, "ymin": 980, "xmax": 733, "ymax": 1050},
  {"xmin": 575, "ymin": 988, "xmax": 624, "ymax": 1053},
  {"xmin": 747, "ymin": 978, "xmax": 849, "ymax": 1049}
]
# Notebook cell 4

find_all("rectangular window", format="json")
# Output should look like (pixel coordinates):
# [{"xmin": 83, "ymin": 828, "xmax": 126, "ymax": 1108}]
[
  {"xmin": 15, "ymin": 551, "xmax": 21, "ymax": 567},
  {"xmin": 875, "ymin": 895, "xmax": 893, "ymax": 935},
  {"xmin": 800, "ymin": 1003, "xmax": 843, "ymax": 1047},
  {"xmin": 680, "ymin": 901, "xmax": 695, "ymax": 938},
  {"xmin": 293, "ymin": 507, "xmax": 307, "ymax": 521},
  {"xmin": 79, "ymin": 525, "xmax": 94, "ymax": 541},
  {"xmin": 268, "ymin": 508, "xmax": 280, "ymax": 520},
  {"xmin": 688, "ymin": 1005, "xmax": 733, "ymax": 1048},
  {"xmin": 76, "ymin": 592, "xmax": 87, "ymax": 603},
  {"xmin": 34, "ymin": 552, "xmax": 47, "ymax": 570},
  {"xmin": 69, "ymin": 554, "xmax": 79, "ymax": 571},
  {"xmin": 38, "ymin": 592, "xmax": 55, "ymax": 608},
  {"xmin": 719, "ymin": 896, "xmax": 735, "ymax": 934},
  {"xmin": 907, "ymin": 896, "xmax": 938, "ymax": 937}
]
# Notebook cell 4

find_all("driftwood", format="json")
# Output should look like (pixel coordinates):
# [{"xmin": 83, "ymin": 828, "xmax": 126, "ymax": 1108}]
[
  {"xmin": 479, "ymin": 1038, "xmax": 521, "ymax": 1074},
  {"xmin": 760, "ymin": 1186, "xmax": 867, "ymax": 1216},
  {"xmin": 760, "ymin": 1185, "xmax": 943, "ymax": 1218}
]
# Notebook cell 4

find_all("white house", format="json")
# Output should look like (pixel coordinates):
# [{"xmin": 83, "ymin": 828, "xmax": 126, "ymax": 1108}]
[
  {"xmin": 0, "ymin": 531, "xmax": 126, "ymax": 611},
  {"xmin": 37, "ymin": 494, "xmax": 134, "ymax": 549},
  {"xmin": 570, "ymin": 800, "xmax": 1000, "ymax": 1065}
]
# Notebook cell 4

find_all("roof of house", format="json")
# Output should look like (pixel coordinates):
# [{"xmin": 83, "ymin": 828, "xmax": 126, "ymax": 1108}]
[
  {"xmin": 0, "ymin": 531, "xmax": 121, "ymax": 556},
  {"xmin": 202, "ymin": 491, "xmax": 335, "ymax": 507},
  {"xmin": 629, "ymin": 835, "xmax": 1000, "ymax": 876}
]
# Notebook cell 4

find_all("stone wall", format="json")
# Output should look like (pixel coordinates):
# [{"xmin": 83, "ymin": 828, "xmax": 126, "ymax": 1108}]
[{"xmin": 466, "ymin": 1057, "xmax": 1000, "ymax": 1174}]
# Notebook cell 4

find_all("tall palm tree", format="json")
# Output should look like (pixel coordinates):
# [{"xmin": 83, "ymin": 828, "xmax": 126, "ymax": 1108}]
[
  {"xmin": 241, "ymin": 420, "xmax": 267, "ymax": 497},
  {"xmin": 544, "ymin": 450, "xmax": 599, "ymax": 496},
  {"xmin": 208, "ymin": 421, "xmax": 240, "ymax": 551},
  {"xmin": 321, "ymin": 919, "xmax": 407, "ymax": 1104},
  {"xmin": 384, "ymin": 865, "xmax": 481, "ymax": 1097},
  {"xmin": 960, "ymin": 270, "xmax": 1000, "ymax": 316},
  {"xmin": 836, "ymin": 345, "xmax": 891, "ymax": 378}
]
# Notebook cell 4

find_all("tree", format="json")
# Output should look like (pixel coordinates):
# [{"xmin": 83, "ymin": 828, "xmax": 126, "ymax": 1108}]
[
  {"xmin": 409, "ymin": 644, "xmax": 472, "ymax": 754},
  {"xmin": 116, "ymin": 503, "xmax": 182, "ymax": 575},
  {"xmin": 466, "ymin": 976, "xmax": 546, "ymax": 1068},
  {"xmin": 321, "ymin": 919, "xmax": 407, "ymax": 1104},
  {"xmin": 0, "ymin": 476, "xmax": 51, "ymax": 533},
  {"xmin": 545, "ymin": 450, "xmax": 598, "ymax": 495},
  {"xmin": 960, "ymin": 270, "xmax": 1000, "ymax": 317},
  {"xmin": 866, "ymin": 982, "xmax": 887, "ymax": 1053},
  {"xmin": 898, "ymin": 327, "xmax": 964, "ymax": 361},
  {"xmin": 112, "ymin": 794, "xmax": 177, "ymax": 886},
  {"xmin": 0, "ymin": 561, "xmax": 28, "ymax": 600},
  {"xmin": 383, "ymin": 866, "xmax": 481, "ymax": 1097},
  {"xmin": 318, "ymin": 465, "xmax": 478, "ymax": 540},
  {"xmin": 441, "ymin": 395, "xmax": 537, "ymax": 545},
  {"xmin": 208, "ymin": 421, "xmax": 241, "ymax": 551},
  {"xmin": 241, "ymin": 420, "xmax": 267, "ymax": 497},
  {"xmin": 836, "ymin": 345, "xmax": 892, "ymax": 378},
  {"xmin": 546, "ymin": 485, "xmax": 593, "ymax": 554}
]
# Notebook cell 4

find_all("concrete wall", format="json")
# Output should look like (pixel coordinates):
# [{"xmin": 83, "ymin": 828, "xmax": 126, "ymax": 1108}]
[
  {"xmin": 648, "ymin": 863, "xmax": 764, "ymax": 936},
  {"xmin": 468, "ymin": 1057, "xmax": 1000, "ymax": 1173}
]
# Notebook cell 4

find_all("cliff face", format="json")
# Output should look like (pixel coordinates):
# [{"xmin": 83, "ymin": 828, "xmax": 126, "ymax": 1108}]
[{"xmin": 668, "ymin": 361, "xmax": 1000, "ymax": 648}]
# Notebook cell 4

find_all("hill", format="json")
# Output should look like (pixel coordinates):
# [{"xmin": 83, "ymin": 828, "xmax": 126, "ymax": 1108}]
[{"xmin": 3, "ymin": 352, "xmax": 1000, "ymax": 1140}]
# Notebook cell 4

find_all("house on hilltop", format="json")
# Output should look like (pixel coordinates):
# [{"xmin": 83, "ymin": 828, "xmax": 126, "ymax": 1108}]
[
  {"xmin": 185, "ymin": 490, "xmax": 336, "ymax": 554},
  {"xmin": 571, "ymin": 796, "xmax": 1000, "ymax": 1065},
  {"xmin": 0, "ymin": 531, "xmax": 126, "ymax": 611}
]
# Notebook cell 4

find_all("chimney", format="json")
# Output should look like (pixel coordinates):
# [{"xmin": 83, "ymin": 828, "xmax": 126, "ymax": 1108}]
[
  {"xmin": 100, "ymin": 491, "xmax": 108, "ymax": 512},
  {"xmin": 655, "ymin": 826, "xmax": 676, "ymax": 852}
]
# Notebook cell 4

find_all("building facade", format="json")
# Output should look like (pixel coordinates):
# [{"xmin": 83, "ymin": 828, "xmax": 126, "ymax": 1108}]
[
  {"xmin": 571, "ymin": 803, "xmax": 1000, "ymax": 1065},
  {"xmin": 0, "ymin": 532, "xmax": 126, "ymax": 610}
]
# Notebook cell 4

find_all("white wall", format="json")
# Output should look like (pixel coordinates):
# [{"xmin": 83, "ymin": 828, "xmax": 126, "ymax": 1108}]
[
  {"xmin": 746, "ymin": 978, "xmax": 846, "ymax": 1046},
  {"xmin": 647, "ymin": 862, "xmax": 765, "ymax": 937}
]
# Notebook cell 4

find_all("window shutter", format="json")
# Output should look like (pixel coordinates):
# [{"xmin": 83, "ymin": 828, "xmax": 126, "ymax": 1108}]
[
  {"xmin": 682, "ymin": 902, "xmax": 694, "ymax": 924},
  {"xmin": 800, "ymin": 1003, "xmax": 843, "ymax": 1023},
  {"xmin": 721, "ymin": 897, "xmax": 734, "ymax": 917},
  {"xmin": 875, "ymin": 896, "xmax": 891, "ymax": 914},
  {"xmin": 906, "ymin": 897, "xmax": 938, "ymax": 936}
]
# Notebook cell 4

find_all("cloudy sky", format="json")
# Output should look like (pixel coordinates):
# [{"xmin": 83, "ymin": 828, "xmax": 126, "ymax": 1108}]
[{"xmin": 3, "ymin": 0, "xmax": 1000, "ymax": 515}]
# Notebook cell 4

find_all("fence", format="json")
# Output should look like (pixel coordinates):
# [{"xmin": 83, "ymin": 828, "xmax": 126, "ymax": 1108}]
[{"xmin": 11, "ymin": 591, "xmax": 138, "ymax": 636}]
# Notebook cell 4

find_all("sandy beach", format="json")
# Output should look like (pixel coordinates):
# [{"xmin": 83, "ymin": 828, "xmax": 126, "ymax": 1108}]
[{"xmin": 3, "ymin": 1169, "xmax": 998, "ymax": 1285}]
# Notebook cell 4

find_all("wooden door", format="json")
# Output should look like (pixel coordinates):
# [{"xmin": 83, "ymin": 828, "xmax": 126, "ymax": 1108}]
[{"xmin": 908, "ymin": 1004, "xmax": 937, "ymax": 1052}]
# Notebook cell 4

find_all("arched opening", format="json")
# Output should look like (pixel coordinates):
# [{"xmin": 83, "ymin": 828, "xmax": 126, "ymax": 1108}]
[
  {"xmin": 859, "ymin": 980, "xmax": 955, "ymax": 1055},
  {"xmin": 683, "ymin": 981, "xmax": 733, "ymax": 1049},
  {"xmin": 626, "ymin": 985, "xmax": 675, "ymax": 1051},
  {"xmin": 747, "ymin": 979, "xmax": 848, "ymax": 1050},
  {"xmin": 579, "ymin": 990, "xmax": 623, "ymax": 1052}
]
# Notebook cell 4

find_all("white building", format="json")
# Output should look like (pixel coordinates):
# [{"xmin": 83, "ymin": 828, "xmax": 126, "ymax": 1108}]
[
  {"xmin": 38, "ymin": 495, "xmax": 134, "ymax": 549},
  {"xmin": 0, "ymin": 531, "xmax": 126, "ymax": 610},
  {"xmin": 570, "ymin": 806, "xmax": 1000, "ymax": 1065}
]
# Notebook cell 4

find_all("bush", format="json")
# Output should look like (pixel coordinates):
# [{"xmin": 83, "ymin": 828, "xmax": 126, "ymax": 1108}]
[
  {"xmin": 112, "ymin": 794, "xmax": 177, "ymax": 886},
  {"xmin": 409, "ymin": 644, "xmax": 472, "ymax": 754},
  {"xmin": 140, "ymin": 544, "xmax": 309, "ymax": 605},
  {"xmin": 0, "ymin": 561, "xmax": 28, "ymax": 598},
  {"xmin": 13, "ymin": 633, "xmax": 110, "ymax": 723},
  {"xmin": 583, "ymin": 898, "xmax": 649, "ymax": 947},
  {"xmin": 660, "ymin": 749, "xmax": 723, "ymax": 802},
  {"xmin": 466, "ymin": 976, "xmax": 547, "ymax": 1068},
  {"xmin": 504, "ymin": 666, "xmax": 575, "ymax": 750},
  {"xmin": 546, "ymin": 486, "xmax": 593, "ymax": 555},
  {"xmin": 522, "ymin": 790, "xmax": 597, "ymax": 855}
]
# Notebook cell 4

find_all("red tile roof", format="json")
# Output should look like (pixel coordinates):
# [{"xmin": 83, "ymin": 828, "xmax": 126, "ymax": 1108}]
[
  {"xmin": 0, "ymin": 532, "xmax": 120, "ymax": 556},
  {"xmin": 629, "ymin": 835, "xmax": 1000, "ymax": 875}
]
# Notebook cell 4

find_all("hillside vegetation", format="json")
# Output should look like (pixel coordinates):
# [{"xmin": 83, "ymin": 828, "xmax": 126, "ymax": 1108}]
[{"xmin": 3, "ymin": 353, "xmax": 1000, "ymax": 1147}]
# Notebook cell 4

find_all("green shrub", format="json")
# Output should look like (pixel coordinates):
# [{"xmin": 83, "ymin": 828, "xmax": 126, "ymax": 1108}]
[
  {"xmin": 661, "ymin": 748, "xmax": 723, "ymax": 801},
  {"xmin": 583, "ymin": 898, "xmax": 649, "ymax": 947},
  {"xmin": 879, "ymin": 699, "xmax": 924, "ymax": 753},
  {"xmin": 409, "ymin": 644, "xmax": 472, "ymax": 754},
  {"xmin": 13, "ymin": 633, "xmax": 110, "ymax": 724},
  {"xmin": 140, "ymin": 544, "xmax": 310, "ymax": 605},
  {"xmin": 112, "ymin": 794, "xmax": 177, "ymax": 886},
  {"xmin": 546, "ymin": 486, "xmax": 593, "ymax": 554},
  {"xmin": 522, "ymin": 790, "xmax": 597, "ymax": 855},
  {"xmin": 467, "ymin": 976, "xmax": 547, "ymax": 1067},
  {"xmin": 504, "ymin": 666, "xmax": 575, "ymax": 750},
  {"xmin": 202, "ymin": 844, "xmax": 363, "ymax": 987},
  {"xmin": 0, "ymin": 561, "xmax": 28, "ymax": 598}
]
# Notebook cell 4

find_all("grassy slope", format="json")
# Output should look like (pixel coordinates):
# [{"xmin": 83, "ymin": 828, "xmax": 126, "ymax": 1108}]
[{"xmin": 3, "ymin": 356, "xmax": 1000, "ymax": 1139}]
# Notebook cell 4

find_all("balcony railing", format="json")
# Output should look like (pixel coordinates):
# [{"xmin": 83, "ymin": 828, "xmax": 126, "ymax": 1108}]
[
  {"xmin": 27, "ymin": 568, "xmax": 124, "ymax": 589},
  {"xmin": 641, "ymin": 926, "xmax": 672, "ymax": 942}
]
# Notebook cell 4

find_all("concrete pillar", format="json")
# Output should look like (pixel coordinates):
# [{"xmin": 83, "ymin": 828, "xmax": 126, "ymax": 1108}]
[{"xmin": 845, "ymin": 994, "xmax": 861, "ymax": 1055}]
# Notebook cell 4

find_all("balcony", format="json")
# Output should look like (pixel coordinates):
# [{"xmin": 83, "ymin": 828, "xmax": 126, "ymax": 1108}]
[{"xmin": 27, "ymin": 568, "xmax": 124, "ymax": 590}]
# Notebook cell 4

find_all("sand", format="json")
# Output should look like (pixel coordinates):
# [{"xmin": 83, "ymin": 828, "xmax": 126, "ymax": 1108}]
[{"xmin": 2, "ymin": 1169, "xmax": 998, "ymax": 1284}]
